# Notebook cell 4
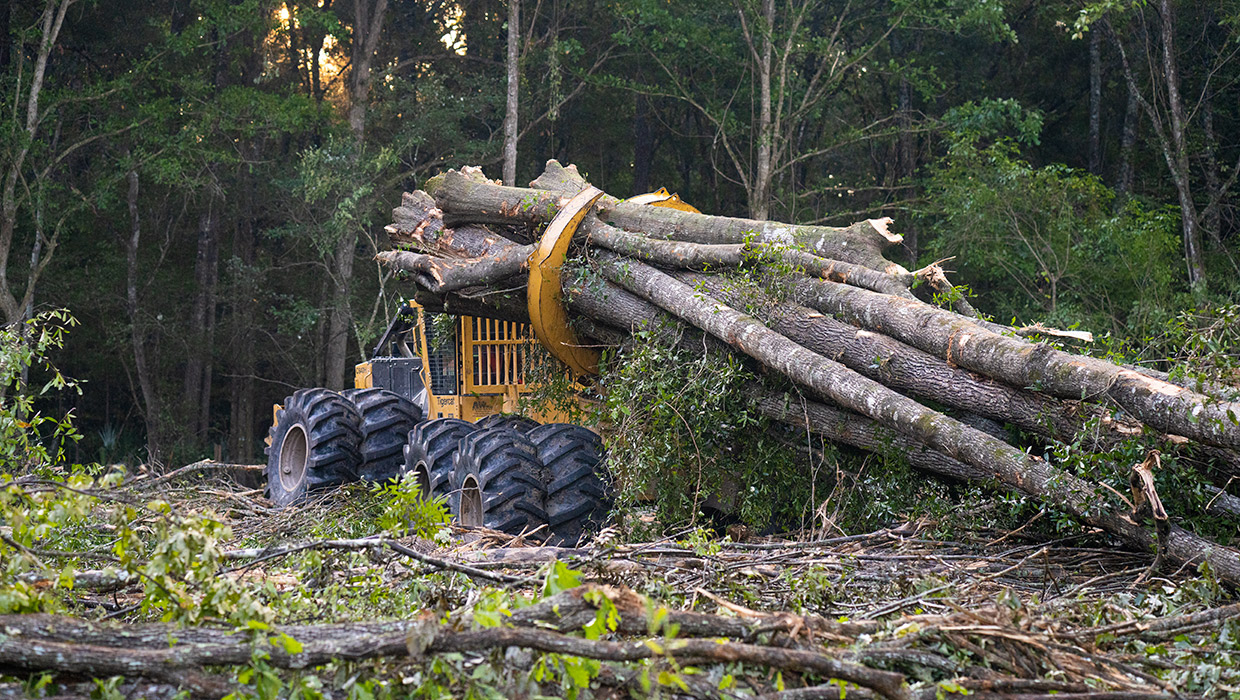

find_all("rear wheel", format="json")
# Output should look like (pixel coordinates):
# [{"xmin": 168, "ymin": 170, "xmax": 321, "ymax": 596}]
[
  {"xmin": 403, "ymin": 419, "xmax": 476, "ymax": 501},
  {"xmin": 452, "ymin": 427, "xmax": 548, "ymax": 535},
  {"xmin": 265, "ymin": 388, "xmax": 362, "ymax": 507},
  {"xmin": 474, "ymin": 413, "xmax": 540, "ymax": 433},
  {"xmin": 343, "ymin": 388, "xmax": 423, "ymax": 482},
  {"xmin": 528, "ymin": 424, "xmax": 612, "ymax": 545}
]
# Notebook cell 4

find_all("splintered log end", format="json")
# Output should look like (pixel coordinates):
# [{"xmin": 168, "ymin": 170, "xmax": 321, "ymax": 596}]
[
  {"xmin": 531, "ymin": 159, "xmax": 589, "ymax": 193},
  {"xmin": 867, "ymin": 217, "xmax": 902, "ymax": 244},
  {"xmin": 401, "ymin": 190, "xmax": 437, "ymax": 209},
  {"xmin": 390, "ymin": 200, "xmax": 445, "ymax": 244},
  {"xmin": 1015, "ymin": 323, "xmax": 1095, "ymax": 343},
  {"xmin": 460, "ymin": 165, "xmax": 501, "ymax": 184}
]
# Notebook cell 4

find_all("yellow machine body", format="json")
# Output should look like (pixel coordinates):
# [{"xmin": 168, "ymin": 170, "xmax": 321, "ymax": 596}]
[{"xmin": 353, "ymin": 302, "xmax": 574, "ymax": 424}]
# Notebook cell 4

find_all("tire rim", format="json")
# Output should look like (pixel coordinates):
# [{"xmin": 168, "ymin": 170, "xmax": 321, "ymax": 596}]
[
  {"xmin": 413, "ymin": 460, "xmax": 432, "ymax": 500},
  {"xmin": 279, "ymin": 424, "xmax": 309, "ymax": 492},
  {"xmin": 459, "ymin": 474, "xmax": 483, "ymax": 527}
]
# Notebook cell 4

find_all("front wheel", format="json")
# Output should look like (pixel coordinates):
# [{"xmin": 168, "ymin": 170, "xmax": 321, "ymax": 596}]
[{"xmin": 265, "ymin": 388, "xmax": 362, "ymax": 507}]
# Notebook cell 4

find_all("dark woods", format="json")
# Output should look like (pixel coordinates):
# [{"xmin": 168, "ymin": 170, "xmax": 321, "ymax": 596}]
[{"xmin": 2, "ymin": 0, "xmax": 1238, "ymax": 468}]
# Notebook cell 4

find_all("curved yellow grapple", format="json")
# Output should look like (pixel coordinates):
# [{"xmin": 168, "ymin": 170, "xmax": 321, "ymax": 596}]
[{"xmin": 527, "ymin": 186, "xmax": 605, "ymax": 377}]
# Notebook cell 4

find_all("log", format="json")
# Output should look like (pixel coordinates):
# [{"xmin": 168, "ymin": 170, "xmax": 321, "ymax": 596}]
[
  {"xmin": 682, "ymin": 271, "xmax": 1136, "ymax": 447},
  {"xmin": 790, "ymin": 276, "xmax": 1240, "ymax": 450},
  {"xmin": 423, "ymin": 165, "xmax": 906, "ymax": 273}
]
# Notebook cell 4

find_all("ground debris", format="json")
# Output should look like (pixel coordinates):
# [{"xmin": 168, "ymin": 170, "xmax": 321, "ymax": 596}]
[{"xmin": 3, "ymin": 475, "xmax": 1236, "ymax": 699}]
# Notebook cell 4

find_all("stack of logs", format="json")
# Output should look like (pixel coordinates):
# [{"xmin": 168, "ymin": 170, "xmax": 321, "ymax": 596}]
[{"xmin": 379, "ymin": 160, "xmax": 1240, "ymax": 585}]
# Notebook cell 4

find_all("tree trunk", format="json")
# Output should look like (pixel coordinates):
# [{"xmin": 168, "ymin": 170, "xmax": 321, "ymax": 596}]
[
  {"xmin": 1114, "ymin": 78, "xmax": 1138, "ymax": 207},
  {"xmin": 325, "ymin": 0, "xmax": 388, "ymax": 389},
  {"xmin": 896, "ymin": 62, "xmax": 917, "ymax": 265},
  {"xmin": 0, "ymin": 0, "xmax": 73, "ymax": 325},
  {"xmin": 124, "ymin": 166, "xmax": 162, "ymax": 466},
  {"xmin": 324, "ymin": 233, "xmax": 356, "ymax": 391},
  {"xmin": 1088, "ymin": 26, "xmax": 1102, "ymax": 175},
  {"xmin": 183, "ymin": 203, "xmax": 219, "ymax": 450},
  {"xmin": 503, "ymin": 0, "xmax": 519, "ymax": 186},
  {"xmin": 687, "ymin": 272, "xmax": 1133, "ymax": 447},
  {"xmin": 632, "ymin": 93, "xmax": 653, "ymax": 194},
  {"xmin": 1155, "ymin": 0, "xmax": 1206, "ymax": 289},
  {"xmin": 382, "ymin": 160, "xmax": 1240, "ymax": 586},
  {"xmin": 347, "ymin": 0, "xmax": 387, "ymax": 144},
  {"xmin": 751, "ymin": 0, "xmax": 774, "ymax": 220},
  {"xmin": 431, "ymin": 163, "xmax": 906, "ymax": 274},
  {"xmin": 791, "ymin": 276, "xmax": 1240, "ymax": 450}
]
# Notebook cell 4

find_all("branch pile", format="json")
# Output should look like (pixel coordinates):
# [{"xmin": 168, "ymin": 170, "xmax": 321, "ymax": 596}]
[
  {"xmin": 4, "ymin": 576, "xmax": 1236, "ymax": 699},
  {"xmin": 378, "ymin": 160, "xmax": 1240, "ymax": 585}
]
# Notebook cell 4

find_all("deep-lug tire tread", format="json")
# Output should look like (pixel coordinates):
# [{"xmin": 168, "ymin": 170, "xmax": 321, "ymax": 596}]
[
  {"xmin": 343, "ymin": 388, "xmax": 424, "ymax": 481},
  {"xmin": 528, "ymin": 423, "xmax": 612, "ymax": 545},
  {"xmin": 265, "ymin": 388, "xmax": 362, "ymax": 507},
  {"xmin": 474, "ymin": 413, "xmax": 540, "ymax": 434},
  {"xmin": 403, "ymin": 418, "xmax": 476, "ymax": 500},
  {"xmin": 453, "ymin": 427, "xmax": 548, "ymax": 535}
]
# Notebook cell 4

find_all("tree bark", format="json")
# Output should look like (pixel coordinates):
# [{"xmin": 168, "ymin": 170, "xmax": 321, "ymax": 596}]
[
  {"xmin": 632, "ymin": 93, "xmax": 654, "ymax": 193},
  {"xmin": 347, "ymin": 0, "xmax": 387, "ymax": 144},
  {"xmin": 0, "ymin": 0, "xmax": 73, "ymax": 324},
  {"xmin": 183, "ymin": 203, "xmax": 219, "ymax": 450},
  {"xmin": 1114, "ymin": 75, "xmax": 1138, "ymax": 207},
  {"xmin": 502, "ymin": 0, "xmax": 519, "ymax": 186},
  {"xmin": 568, "ymin": 258, "xmax": 1240, "ymax": 583},
  {"xmin": 428, "ymin": 162, "xmax": 906, "ymax": 274},
  {"xmin": 383, "ymin": 162, "xmax": 1240, "ymax": 586},
  {"xmin": 1109, "ymin": 7, "xmax": 1206, "ymax": 289},
  {"xmin": 124, "ymin": 166, "xmax": 162, "ymax": 466},
  {"xmin": 0, "ymin": 591, "xmax": 907, "ymax": 700},
  {"xmin": 750, "ymin": 0, "xmax": 774, "ymax": 220},
  {"xmin": 1088, "ymin": 27, "xmax": 1102, "ymax": 175},
  {"xmin": 686, "ymin": 272, "xmax": 1132, "ymax": 447},
  {"xmin": 557, "ymin": 256, "xmax": 1240, "ymax": 585},
  {"xmin": 790, "ymin": 276, "xmax": 1240, "ymax": 450},
  {"xmin": 324, "ymin": 0, "xmax": 388, "ymax": 390}
]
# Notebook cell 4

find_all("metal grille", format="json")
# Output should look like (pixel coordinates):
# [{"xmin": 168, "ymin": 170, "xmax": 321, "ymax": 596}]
[
  {"xmin": 424, "ymin": 314, "xmax": 458, "ymax": 396},
  {"xmin": 469, "ymin": 317, "xmax": 530, "ymax": 387}
]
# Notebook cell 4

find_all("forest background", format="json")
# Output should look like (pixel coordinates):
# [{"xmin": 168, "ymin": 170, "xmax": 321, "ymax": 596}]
[{"xmin": 3, "ymin": 0, "xmax": 1238, "ymax": 471}]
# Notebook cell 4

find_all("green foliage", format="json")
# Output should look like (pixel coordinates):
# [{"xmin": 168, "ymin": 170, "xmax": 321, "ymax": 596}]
[
  {"xmin": 1159, "ymin": 304, "xmax": 1240, "ymax": 394},
  {"xmin": 366, "ymin": 473, "xmax": 451, "ymax": 540},
  {"xmin": 0, "ymin": 469, "xmax": 121, "ymax": 614},
  {"xmin": 600, "ymin": 328, "xmax": 836, "ymax": 530},
  {"xmin": 0, "ymin": 309, "xmax": 82, "ymax": 474},
  {"xmin": 921, "ymin": 110, "xmax": 1182, "ymax": 335},
  {"xmin": 119, "ymin": 502, "xmax": 275, "ymax": 626}
]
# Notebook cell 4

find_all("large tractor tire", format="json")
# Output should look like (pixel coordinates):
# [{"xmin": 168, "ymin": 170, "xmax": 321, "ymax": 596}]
[
  {"xmin": 342, "ymin": 388, "xmax": 423, "ymax": 482},
  {"xmin": 474, "ymin": 413, "xmax": 540, "ymax": 433},
  {"xmin": 265, "ymin": 388, "xmax": 362, "ymax": 507},
  {"xmin": 452, "ymin": 427, "xmax": 548, "ymax": 535},
  {"xmin": 527, "ymin": 424, "xmax": 613, "ymax": 545},
  {"xmin": 403, "ymin": 418, "xmax": 476, "ymax": 501}
]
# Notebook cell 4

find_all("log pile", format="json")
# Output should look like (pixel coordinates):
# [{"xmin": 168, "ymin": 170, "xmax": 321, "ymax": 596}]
[{"xmin": 379, "ymin": 160, "xmax": 1240, "ymax": 585}]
